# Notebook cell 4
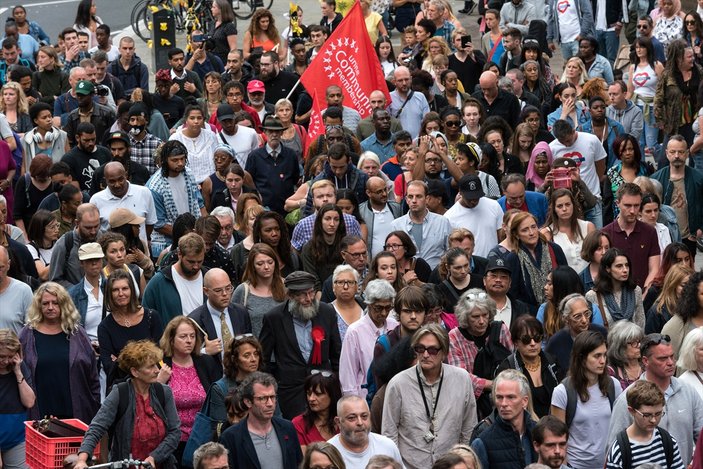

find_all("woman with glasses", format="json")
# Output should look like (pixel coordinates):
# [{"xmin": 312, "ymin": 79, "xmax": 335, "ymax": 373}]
[
  {"xmin": 647, "ymin": 263, "xmax": 693, "ymax": 334},
  {"xmin": 26, "ymin": 209, "xmax": 59, "ymax": 281},
  {"xmin": 585, "ymin": 248, "xmax": 645, "ymax": 329},
  {"xmin": 98, "ymin": 270, "xmax": 164, "ymax": 390},
  {"xmin": 384, "ymin": 231, "xmax": 432, "ymax": 286},
  {"xmin": 448, "ymin": 288, "xmax": 513, "ymax": 420},
  {"xmin": 546, "ymin": 293, "xmax": 608, "ymax": 372},
  {"xmin": 550, "ymin": 330, "xmax": 622, "ymax": 469},
  {"xmin": 232, "ymin": 243, "xmax": 286, "ymax": 338},
  {"xmin": 663, "ymin": 271, "xmax": 703, "ymax": 357},
  {"xmin": 331, "ymin": 265, "xmax": 363, "ymax": 342},
  {"xmin": 676, "ymin": 327, "xmax": 703, "ymax": 399},
  {"xmin": 437, "ymin": 248, "xmax": 485, "ymax": 314},
  {"xmin": 300, "ymin": 442, "xmax": 346, "ymax": 469},
  {"xmin": 293, "ymin": 372, "xmax": 342, "ymax": 452},
  {"xmin": 496, "ymin": 315, "xmax": 563, "ymax": 417},
  {"xmin": 158, "ymin": 316, "xmax": 221, "ymax": 462},
  {"xmin": 607, "ymin": 320, "xmax": 645, "ymax": 390},
  {"xmin": 207, "ymin": 334, "xmax": 264, "ymax": 423}
]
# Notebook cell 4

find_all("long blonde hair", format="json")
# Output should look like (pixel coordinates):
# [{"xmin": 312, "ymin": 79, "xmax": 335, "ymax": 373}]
[
  {"xmin": 27, "ymin": 282, "xmax": 81, "ymax": 334},
  {"xmin": 0, "ymin": 81, "xmax": 29, "ymax": 114}
]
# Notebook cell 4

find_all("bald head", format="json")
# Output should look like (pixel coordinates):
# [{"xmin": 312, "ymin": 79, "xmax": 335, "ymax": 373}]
[
  {"xmin": 204, "ymin": 268, "xmax": 233, "ymax": 309},
  {"xmin": 0, "ymin": 245, "xmax": 8, "ymax": 263},
  {"xmin": 204, "ymin": 267, "xmax": 229, "ymax": 288},
  {"xmin": 104, "ymin": 161, "xmax": 126, "ymax": 178},
  {"xmin": 479, "ymin": 71, "xmax": 499, "ymax": 100},
  {"xmin": 394, "ymin": 66, "xmax": 411, "ymax": 94},
  {"xmin": 369, "ymin": 90, "xmax": 387, "ymax": 110},
  {"xmin": 366, "ymin": 176, "xmax": 388, "ymax": 206}
]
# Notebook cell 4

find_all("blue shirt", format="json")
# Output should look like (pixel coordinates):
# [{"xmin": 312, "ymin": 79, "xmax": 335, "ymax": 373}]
[{"xmin": 361, "ymin": 133, "xmax": 395, "ymax": 163}]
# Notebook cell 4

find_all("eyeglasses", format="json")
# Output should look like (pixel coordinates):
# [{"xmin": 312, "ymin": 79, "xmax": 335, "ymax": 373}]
[
  {"xmin": 519, "ymin": 334, "xmax": 544, "ymax": 345},
  {"xmin": 569, "ymin": 311, "xmax": 592, "ymax": 321},
  {"xmin": 334, "ymin": 279, "xmax": 357, "ymax": 288},
  {"xmin": 633, "ymin": 408, "xmax": 666, "ymax": 420},
  {"xmin": 342, "ymin": 250, "xmax": 367, "ymax": 259},
  {"xmin": 637, "ymin": 24, "xmax": 649, "ymax": 29},
  {"xmin": 413, "ymin": 344, "xmax": 441, "ymax": 355},
  {"xmin": 627, "ymin": 339, "xmax": 641, "ymax": 348},
  {"xmin": 310, "ymin": 369, "xmax": 334, "ymax": 377},
  {"xmin": 234, "ymin": 333, "xmax": 254, "ymax": 341},
  {"xmin": 370, "ymin": 304, "xmax": 393, "ymax": 314},
  {"xmin": 210, "ymin": 284, "xmax": 234, "ymax": 295},
  {"xmin": 445, "ymin": 120, "xmax": 462, "ymax": 127},
  {"xmin": 686, "ymin": 20, "xmax": 697, "ymax": 25},
  {"xmin": 467, "ymin": 292, "xmax": 487, "ymax": 300},
  {"xmin": 384, "ymin": 243, "xmax": 403, "ymax": 250},
  {"xmin": 253, "ymin": 394, "xmax": 277, "ymax": 403}
]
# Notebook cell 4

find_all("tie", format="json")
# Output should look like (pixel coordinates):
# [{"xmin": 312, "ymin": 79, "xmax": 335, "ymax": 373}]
[{"xmin": 220, "ymin": 311, "xmax": 233, "ymax": 347}]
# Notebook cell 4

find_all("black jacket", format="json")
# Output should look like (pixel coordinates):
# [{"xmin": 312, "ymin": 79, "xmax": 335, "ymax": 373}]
[
  {"xmin": 187, "ymin": 303, "xmax": 252, "ymax": 368},
  {"xmin": 163, "ymin": 354, "xmax": 222, "ymax": 392},
  {"xmin": 590, "ymin": 0, "xmax": 623, "ymax": 27},
  {"xmin": 472, "ymin": 410, "xmax": 538, "ymax": 469},
  {"xmin": 63, "ymin": 102, "xmax": 116, "ymax": 147},
  {"xmin": 220, "ymin": 416, "xmax": 302, "ymax": 469}
]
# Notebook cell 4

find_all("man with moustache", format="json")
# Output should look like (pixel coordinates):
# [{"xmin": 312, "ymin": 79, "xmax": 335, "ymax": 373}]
[
  {"xmin": 245, "ymin": 79, "xmax": 274, "ymax": 123},
  {"xmin": 360, "ymin": 176, "xmax": 403, "ymax": 257},
  {"xmin": 259, "ymin": 271, "xmax": 342, "ymax": 419},
  {"xmin": 146, "ymin": 140, "xmax": 207, "ymax": 258},
  {"xmin": 258, "ymin": 51, "xmax": 300, "ymax": 106},
  {"xmin": 483, "ymin": 256, "xmax": 530, "ymax": 329},
  {"xmin": 532, "ymin": 416, "xmax": 570, "ymax": 469}
]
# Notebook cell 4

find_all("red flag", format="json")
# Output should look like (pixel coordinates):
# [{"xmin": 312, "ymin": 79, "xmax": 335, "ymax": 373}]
[
  {"xmin": 305, "ymin": 88, "xmax": 324, "ymax": 156},
  {"xmin": 300, "ymin": 1, "xmax": 390, "ymax": 119}
]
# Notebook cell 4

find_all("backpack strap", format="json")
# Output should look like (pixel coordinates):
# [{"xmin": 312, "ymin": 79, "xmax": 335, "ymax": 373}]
[
  {"xmin": 24, "ymin": 173, "xmax": 31, "ymax": 207},
  {"xmin": 596, "ymin": 292, "xmax": 609, "ymax": 328},
  {"xmin": 616, "ymin": 429, "xmax": 632, "ymax": 469},
  {"xmin": 606, "ymin": 377, "xmax": 616, "ymax": 409},
  {"xmin": 442, "ymin": 280, "xmax": 460, "ymax": 304},
  {"xmin": 64, "ymin": 230, "xmax": 75, "ymax": 268},
  {"xmin": 658, "ymin": 426, "xmax": 675, "ymax": 468},
  {"xmin": 564, "ymin": 377, "xmax": 577, "ymax": 428}
]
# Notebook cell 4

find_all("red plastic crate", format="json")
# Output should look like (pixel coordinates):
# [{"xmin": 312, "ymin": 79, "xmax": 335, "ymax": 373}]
[{"xmin": 25, "ymin": 419, "xmax": 100, "ymax": 469}]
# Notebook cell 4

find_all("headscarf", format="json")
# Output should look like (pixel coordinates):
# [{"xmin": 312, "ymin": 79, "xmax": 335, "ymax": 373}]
[{"xmin": 525, "ymin": 141, "xmax": 553, "ymax": 188}]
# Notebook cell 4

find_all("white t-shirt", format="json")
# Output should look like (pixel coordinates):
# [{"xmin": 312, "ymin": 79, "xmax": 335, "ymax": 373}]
[
  {"xmin": 218, "ymin": 126, "xmax": 260, "ymax": 168},
  {"xmin": 171, "ymin": 267, "xmax": 204, "ymax": 315},
  {"xmin": 551, "ymin": 377, "xmax": 623, "ymax": 469},
  {"xmin": 595, "ymin": 0, "xmax": 608, "ymax": 30},
  {"xmin": 328, "ymin": 433, "xmax": 404, "ymax": 469},
  {"xmin": 168, "ymin": 174, "xmax": 189, "ymax": 214},
  {"xmin": 444, "ymin": 197, "xmax": 503, "ymax": 257},
  {"xmin": 83, "ymin": 279, "xmax": 103, "ymax": 341},
  {"xmin": 557, "ymin": 0, "xmax": 581, "ymax": 43},
  {"xmin": 169, "ymin": 128, "xmax": 219, "ymax": 183},
  {"xmin": 549, "ymin": 132, "xmax": 607, "ymax": 197}
]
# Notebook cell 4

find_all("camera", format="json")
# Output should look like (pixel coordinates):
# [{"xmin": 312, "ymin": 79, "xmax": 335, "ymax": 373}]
[
  {"xmin": 96, "ymin": 84, "xmax": 110, "ymax": 97},
  {"xmin": 552, "ymin": 167, "xmax": 572, "ymax": 189}
]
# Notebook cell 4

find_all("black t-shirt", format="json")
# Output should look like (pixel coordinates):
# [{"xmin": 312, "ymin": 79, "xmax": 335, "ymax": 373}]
[
  {"xmin": 34, "ymin": 330, "xmax": 73, "ymax": 418},
  {"xmin": 60, "ymin": 145, "xmax": 111, "ymax": 192},
  {"xmin": 211, "ymin": 21, "xmax": 238, "ymax": 65},
  {"xmin": 13, "ymin": 174, "xmax": 54, "ymax": 225},
  {"xmin": 0, "ymin": 362, "xmax": 33, "ymax": 414},
  {"xmin": 152, "ymin": 93, "xmax": 186, "ymax": 128}
]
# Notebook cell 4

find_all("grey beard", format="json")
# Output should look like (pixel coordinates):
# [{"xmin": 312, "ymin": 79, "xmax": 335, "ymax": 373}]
[{"xmin": 290, "ymin": 299, "xmax": 319, "ymax": 321}]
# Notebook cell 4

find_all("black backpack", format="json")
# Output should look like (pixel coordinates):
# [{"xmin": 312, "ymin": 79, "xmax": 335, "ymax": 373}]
[
  {"xmin": 563, "ymin": 376, "xmax": 616, "ymax": 428},
  {"xmin": 615, "ymin": 427, "xmax": 675, "ymax": 468}
]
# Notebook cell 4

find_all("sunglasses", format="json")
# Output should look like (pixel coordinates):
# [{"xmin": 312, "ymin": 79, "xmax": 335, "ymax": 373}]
[
  {"xmin": 686, "ymin": 20, "xmax": 697, "ymax": 25},
  {"xmin": 519, "ymin": 334, "xmax": 544, "ymax": 345},
  {"xmin": 445, "ymin": 120, "xmax": 462, "ymax": 127},
  {"xmin": 637, "ymin": 24, "xmax": 649, "ymax": 29},
  {"xmin": 640, "ymin": 334, "xmax": 671, "ymax": 354},
  {"xmin": 310, "ymin": 369, "xmax": 334, "ymax": 377},
  {"xmin": 234, "ymin": 333, "xmax": 254, "ymax": 341},
  {"xmin": 413, "ymin": 345, "xmax": 442, "ymax": 355}
]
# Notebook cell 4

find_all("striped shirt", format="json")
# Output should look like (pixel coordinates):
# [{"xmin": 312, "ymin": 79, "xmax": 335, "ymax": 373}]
[{"xmin": 606, "ymin": 428, "xmax": 685, "ymax": 469}]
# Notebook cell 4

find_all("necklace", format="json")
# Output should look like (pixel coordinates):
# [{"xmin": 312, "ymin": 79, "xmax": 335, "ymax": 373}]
[
  {"xmin": 115, "ymin": 311, "xmax": 134, "ymax": 327},
  {"xmin": 524, "ymin": 356, "xmax": 541, "ymax": 372}
]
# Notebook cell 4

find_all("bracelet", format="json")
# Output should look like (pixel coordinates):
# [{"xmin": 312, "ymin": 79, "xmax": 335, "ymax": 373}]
[{"xmin": 17, "ymin": 376, "xmax": 25, "ymax": 384}]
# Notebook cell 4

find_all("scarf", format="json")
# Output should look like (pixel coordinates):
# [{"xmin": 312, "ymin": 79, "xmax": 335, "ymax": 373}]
[
  {"xmin": 518, "ymin": 241, "xmax": 552, "ymax": 304},
  {"xmin": 603, "ymin": 288, "xmax": 636, "ymax": 322}
]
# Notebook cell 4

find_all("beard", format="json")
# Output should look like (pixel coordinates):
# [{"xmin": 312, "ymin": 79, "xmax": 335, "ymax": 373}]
[{"xmin": 290, "ymin": 298, "xmax": 319, "ymax": 321}]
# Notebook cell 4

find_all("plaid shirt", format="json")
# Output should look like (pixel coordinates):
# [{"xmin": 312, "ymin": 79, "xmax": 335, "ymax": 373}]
[
  {"xmin": 447, "ymin": 322, "xmax": 513, "ymax": 397},
  {"xmin": 291, "ymin": 213, "xmax": 361, "ymax": 251},
  {"xmin": 130, "ymin": 133, "xmax": 163, "ymax": 174}
]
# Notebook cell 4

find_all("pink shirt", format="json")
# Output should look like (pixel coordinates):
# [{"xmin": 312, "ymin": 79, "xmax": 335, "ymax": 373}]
[{"xmin": 170, "ymin": 362, "xmax": 206, "ymax": 441}]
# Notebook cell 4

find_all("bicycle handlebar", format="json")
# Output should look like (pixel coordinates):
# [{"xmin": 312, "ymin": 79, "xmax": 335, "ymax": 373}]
[{"xmin": 86, "ymin": 459, "xmax": 153, "ymax": 469}]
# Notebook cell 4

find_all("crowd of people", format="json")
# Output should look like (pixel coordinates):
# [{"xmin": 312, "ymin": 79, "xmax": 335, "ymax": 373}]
[{"xmin": 6, "ymin": 0, "xmax": 703, "ymax": 468}]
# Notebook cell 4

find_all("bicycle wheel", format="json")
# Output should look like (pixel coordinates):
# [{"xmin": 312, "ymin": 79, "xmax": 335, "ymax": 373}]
[
  {"xmin": 130, "ymin": 0, "xmax": 149, "ymax": 39},
  {"xmin": 232, "ymin": 0, "xmax": 255, "ymax": 20},
  {"xmin": 133, "ymin": 4, "xmax": 152, "ymax": 42}
]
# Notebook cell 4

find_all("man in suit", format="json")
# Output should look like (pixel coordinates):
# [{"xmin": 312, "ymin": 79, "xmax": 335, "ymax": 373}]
[
  {"xmin": 260, "ymin": 271, "xmax": 343, "ymax": 419},
  {"xmin": 188, "ymin": 268, "xmax": 252, "ymax": 368},
  {"xmin": 220, "ymin": 372, "xmax": 302, "ymax": 469}
]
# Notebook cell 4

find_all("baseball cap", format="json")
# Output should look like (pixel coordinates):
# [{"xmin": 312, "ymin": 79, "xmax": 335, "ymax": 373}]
[
  {"xmin": 485, "ymin": 255, "xmax": 512, "ymax": 274},
  {"xmin": 458, "ymin": 174, "xmax": 484, "ymax": 200},
  {"xmin": 552, "ymin": 157, "xmax": 578, "ymax": 169},
  {"xmin": 217, "ymin": 103, "xmax": 235, "ymax": 121},
  {"xmin": 105, "ymin": 131, "xmax": 130, "ymax": 146},
  {"xmin": 75, "ymin": 80, "xmax": 95, "ymax": 96},
  {"xmin": 247, "ymin": 80, "xmax": 265, "ymax": 93},
  {"xmin": 78, "ymin": 242, "xmax": 104, "ymax": 261},
  {"xmin": 109, "ymin": 208, "xmax": 146, "ymax": 228}
]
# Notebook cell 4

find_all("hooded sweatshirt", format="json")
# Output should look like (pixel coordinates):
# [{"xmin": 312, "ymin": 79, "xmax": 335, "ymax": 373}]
[{"xmin": 607, "ymin": 100, "xmax": 644, "ymax": 140}]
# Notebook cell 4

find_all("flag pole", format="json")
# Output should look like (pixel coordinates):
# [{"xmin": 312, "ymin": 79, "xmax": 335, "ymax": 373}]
[{"xmin": 285, "ymin": 77, "xmax": 303, "ymax": 101}]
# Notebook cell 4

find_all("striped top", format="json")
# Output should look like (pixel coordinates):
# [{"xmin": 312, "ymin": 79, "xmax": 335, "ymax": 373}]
[{"xmin": 606, "ymin": 428, "xmax": 685, "ymax": 469}]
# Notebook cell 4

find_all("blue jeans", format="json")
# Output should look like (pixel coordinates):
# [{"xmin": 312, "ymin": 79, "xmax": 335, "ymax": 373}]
[
  {"xmin": 584, "ymin": 198, "xmax": 603, "ymax": 229},
  {"xmin": 637, "ymin": 103, "xmax": 659, "ymax": 152},
  {"xmin": 560, "ymin": 41, "xmax": 579, "ymax": 60},
  {"xmin": 596, "ymin": 29, "xmax": 619, "ymax": 66}
]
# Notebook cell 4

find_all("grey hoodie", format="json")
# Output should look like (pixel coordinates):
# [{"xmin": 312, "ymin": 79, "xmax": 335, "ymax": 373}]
[{"xmin": 607, "ymin": 100, "xmax": 644, "ymax": 140}]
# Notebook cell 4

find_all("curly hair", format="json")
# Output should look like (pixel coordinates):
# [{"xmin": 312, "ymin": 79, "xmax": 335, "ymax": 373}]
[
  {"xmin": 223, "ymin": 335, "xmax": 263, "ymax": 380},
  {"xmin": 248, "ymin": 9, "xmax": 280, "ymax": 45},
  {"xmin": 455, "ymin": 288, "xmax": 497, "ymax": 329},
  {"xmin": 27, "ymin": 282, "xmax": 81, "ymax": 334},
  {"xmin": 675, "ymin": 271, "xmax": 703, "ymax": 323},
  {"xmin": 118, "ymin": 339, "xmax": 163, "ymax": 373}
]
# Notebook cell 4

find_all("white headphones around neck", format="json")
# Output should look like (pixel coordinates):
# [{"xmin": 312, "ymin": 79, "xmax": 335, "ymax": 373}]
[{"xmin": 33, "ymin": 128, "xmax": 57, "ymax": 144}]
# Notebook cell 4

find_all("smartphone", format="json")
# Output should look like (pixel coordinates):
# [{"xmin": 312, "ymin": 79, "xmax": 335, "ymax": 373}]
[
  {"xmin": 461, "ymin": 35, "xmax": 472, "ymax": 48},
  {"xmin": 191, "ymin": 34, "xmax": 209, "ymax": 43}
]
